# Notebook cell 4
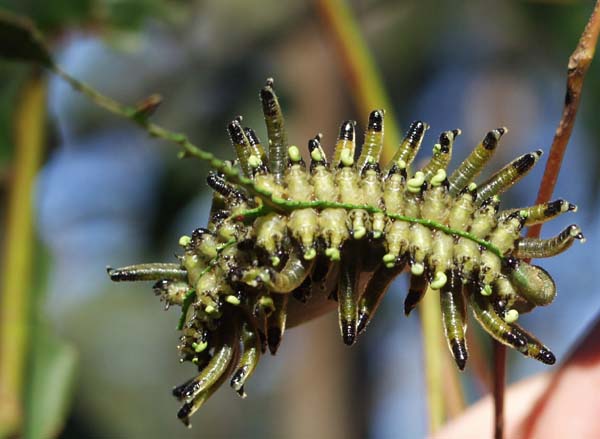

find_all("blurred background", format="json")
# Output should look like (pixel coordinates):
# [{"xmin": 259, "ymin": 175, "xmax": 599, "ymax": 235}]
[{"xmin": 0, "ymin": 0, "xmax": 599, "ymax": 437}]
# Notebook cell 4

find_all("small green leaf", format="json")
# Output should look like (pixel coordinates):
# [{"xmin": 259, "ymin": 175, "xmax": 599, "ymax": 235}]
[
  {"xmin": 25, "ymin": 330, "xmax": 77, "ymax": 439},
  {"xmin": 0, "ymin": 9, "xmax": 53, "ymax": 67}
]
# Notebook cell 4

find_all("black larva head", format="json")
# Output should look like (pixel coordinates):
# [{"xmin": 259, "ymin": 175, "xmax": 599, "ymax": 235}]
[
  {"xmin": 338, "ymin": 120, "xmax": 356, "ymax": 141},
  {"xmin": 438, "ymin": 131, "xmax": 452, "ymax": 152},
  {"xmin": 153, "ymin": 279, "xmax": 169, "ymax": 295},
  {"xmin": 544, "ymin": 199, "xmax": 567, "ymax": 216},
  {"xmin": 538, "ymin": 349, "xmax": 556, "ymax": 365},
  {"xmin": 368, "ymin": 109, "xmax": 384, "ymax": 132},
  {"xmin": 513, "ymin": 150, "xmax": 543, "ymax": 173},
  {"xmin": 407, "ymin": 120, "xmax": 426, "ymax": 143},
  {"xmin": 227, "ymin": 119, "xmax": 246, "ymax": 144},
  {"xmin": 482, "ymin": 127, "xmax": 507, "ymax": 150},
  {"xmin": 259, "ymin": 79, "xmax": 278, "ymax": 116}
]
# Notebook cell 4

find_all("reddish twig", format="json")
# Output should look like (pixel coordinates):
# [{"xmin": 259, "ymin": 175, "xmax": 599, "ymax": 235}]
[
  {"xmin": 491, "ymin": 3, "xmax": 600, "ymax": 439},
  {"xmin": 493, "ymin": 342, "xmax": 506, "ymax": 439},
  {"xmin": 528, "ymin": 0, "xmax": 600, "ymax": 239}
]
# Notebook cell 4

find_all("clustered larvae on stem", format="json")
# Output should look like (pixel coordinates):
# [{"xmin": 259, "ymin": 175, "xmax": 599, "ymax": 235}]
[{"xmin": 108, "ymin": 78, "xmax": 584, "ymax": 426}]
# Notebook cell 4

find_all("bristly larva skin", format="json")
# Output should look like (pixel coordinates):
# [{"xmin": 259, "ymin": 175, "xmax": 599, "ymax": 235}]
[{"xmin": 107, "ymin": 78, "xmax": 584, "ymax": 427}]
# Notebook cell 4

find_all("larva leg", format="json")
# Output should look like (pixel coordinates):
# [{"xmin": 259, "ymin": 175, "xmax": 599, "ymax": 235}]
[
  {"xmin": 514, "ymin": 224, "xmax": 584, "ymax": 258},
  {"xmin": 356, "ymin": 262, "xmax": 405, "ymax": 334},
  {"xmin": 266, "ymin": 294, "xmax": 288, "ymax": 354},
  {"xmin": 332, "ymin": 120, "xmax": 357, "ymax": 168},
  {"xmin": 468, "ymin": 287, "xmax": 527, "ymax": 352},
  {"xmin": 153, "ymin": 280, "xmax": 190, "ymax": 309},
  {"xmin": 356, "ymin": 109, "xmax": 384, "ymax": 173},
  {"xmin": 448, "ymin": 127, "xmax": 506, "ymax": 196},
  {"xmin": 384, "ymin": 120, "xmax": 428, "ymax": 175},
  {"xmin": 440, "ymin": 270, "xmax": 468, "ymax": 370},
  {"xmin": 108, "ymin": 263, "xmax": 187, "ymax": 282},
  {"xmin": 497, "ymin": 199, "xmax": 577, "ymax": 226},
  {"xmin": 230, "ymin": 320, "xmax": 261, "ymax": 397},
  {"xmin": 474, "ymin": 150, "xmax": 543, "ymax": 205},
  {"xmin": 254, "ymin": 213, "xmax": 287, "ymax": 265},
  {"xmin": 260, "ymin": 78, "xmax": 288, "ymax": 182},
  {"xmin": 318, "ymin": 208, "xmax": 349, "ymax": 261},
  {"xmin": 404, "ymin": 272, "xmax": 428, "ymax": 316},
  {"xmin": 420, "ymin": 129, "xmax": 460, "ymax": 181}
]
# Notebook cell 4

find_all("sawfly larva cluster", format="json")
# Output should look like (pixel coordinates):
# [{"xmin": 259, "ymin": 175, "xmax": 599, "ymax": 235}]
[{"xmin": 108, "ymin": 78, "xmax": 584, "ymax": 427}]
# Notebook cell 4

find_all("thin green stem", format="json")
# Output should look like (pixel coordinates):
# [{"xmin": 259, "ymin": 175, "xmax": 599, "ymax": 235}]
[{"xmin": 49, "ymin": 65, "xmax": 503, "ymax": 261}]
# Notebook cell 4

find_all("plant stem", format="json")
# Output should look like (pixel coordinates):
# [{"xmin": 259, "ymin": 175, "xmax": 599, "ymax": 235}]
[
  {"xmin": 314, "ymin": 0, "xmax": 402, "ymax": 162},
  {"xmin": 52, "ymin": 63, "xmax": 504, "ymax": 260},
  {"xmin": 421, "ymin": 286, "xmax": 445, "ymax": 432},
  {"xmin": 0, "ymin": 72, "xmax": 46, "ymax": 438},
  {"xmin": 494, "ymin": 3, "xmax": 600, "ymax": 439},
  {"xmin": 528, "ymin": 0, "xmax": 600, "ymax": 239},
  {"xmin": 493, "ymin": 342, "xmax": 506, "ymax": 439}
]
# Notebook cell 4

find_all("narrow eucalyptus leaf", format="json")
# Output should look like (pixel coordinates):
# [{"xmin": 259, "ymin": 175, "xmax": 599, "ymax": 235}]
[{"xmin": 0, "ymin": 10, "xmax": 53, "ymax": 67}]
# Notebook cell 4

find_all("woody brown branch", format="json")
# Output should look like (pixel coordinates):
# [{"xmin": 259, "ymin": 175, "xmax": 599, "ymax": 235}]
[{"xmin": 528, "ymin": 0, "xmax": 600, "ymax": 240}]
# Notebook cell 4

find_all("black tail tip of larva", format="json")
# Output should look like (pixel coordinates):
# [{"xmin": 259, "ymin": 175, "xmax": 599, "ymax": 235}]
[
  {"xmin": 451, "ymin": 340, "xmax": 468, "ymax": 371},
  {"xmin": 539, "ymin": 349, "xmax": 556, "ymax": 365},
  {"xmin": 404, "ymin": 291, "xmax": 422, "ymax": 316},
  {"xmin": 341, "ymin": 320, "xmax": 356, "ymax": 346},
  {"xmin": 356, "ymin": 312, "xmax": 369, "ymax": 335},
  {"xmin": 267, "ymin": 327, "xmax": 282, "ymax": 355},
  {"xmin": 177, "ymin": 403, "xmax": 192, "ymax": 427}
]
